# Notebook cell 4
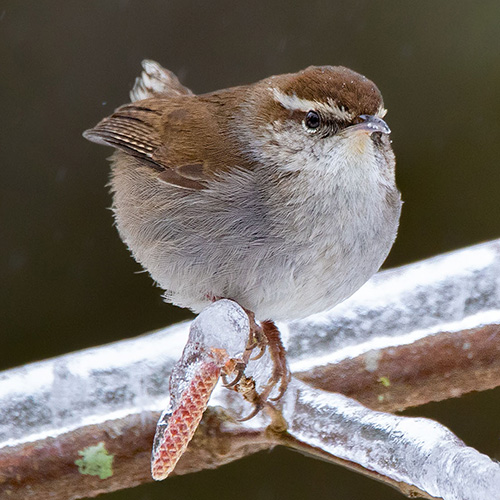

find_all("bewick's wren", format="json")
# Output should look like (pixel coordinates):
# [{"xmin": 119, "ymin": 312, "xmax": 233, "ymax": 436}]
[{"xmin": 84, "ymin": 60, "xmax": 401, "ymax": 404}]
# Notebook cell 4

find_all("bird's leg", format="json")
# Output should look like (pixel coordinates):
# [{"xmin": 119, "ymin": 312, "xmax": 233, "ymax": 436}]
[
  {"xmin": 222, "ymin": 307, "xmax": 291, "ymax": 418},
  {"xmin": 259, "ymin": 320, "xmax": 291, "ymax": 402},
  {"xmin": 221, "ymin": 309, "xmax": 265, "ymax": 388}
]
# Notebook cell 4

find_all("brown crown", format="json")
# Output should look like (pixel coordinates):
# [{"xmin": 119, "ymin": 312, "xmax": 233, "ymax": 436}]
[{"xmin": 267, "ymin": 65, "xmax": 383, "ymax": 117}]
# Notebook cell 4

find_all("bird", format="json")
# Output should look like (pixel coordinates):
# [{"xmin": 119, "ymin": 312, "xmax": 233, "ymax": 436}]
[{"xmin": 83, "ymin": 60, "xmax": 401, "ymax": 410}]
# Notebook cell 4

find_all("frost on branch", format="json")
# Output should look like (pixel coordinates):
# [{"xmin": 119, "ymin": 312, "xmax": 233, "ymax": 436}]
[{"xmin": 283, "ymin": 380, "xmax": 500, "ymax": 500}]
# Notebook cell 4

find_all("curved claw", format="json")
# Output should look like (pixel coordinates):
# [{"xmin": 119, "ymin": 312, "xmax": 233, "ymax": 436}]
[
  {"xmin": 222, "ymin": 362, "xmax": 245, "ymax": 388},
  {"xmin": 250, "ymin": 344, "xmax": 266, "ymax": 361},
  {"xmin": 237, "ymin": 403, "xmax": 263, "ymax": 422}
]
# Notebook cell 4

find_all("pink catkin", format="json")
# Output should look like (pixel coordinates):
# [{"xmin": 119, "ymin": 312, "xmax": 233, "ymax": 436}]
[{"xmin": 151, "ymin": 360, "xmax": 222, "ymax": 480}]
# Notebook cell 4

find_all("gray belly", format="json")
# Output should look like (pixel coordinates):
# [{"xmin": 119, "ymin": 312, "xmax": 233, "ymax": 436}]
[{"xmin": 110, "ymin": 159, "xmax": 401, "ymax": 321}]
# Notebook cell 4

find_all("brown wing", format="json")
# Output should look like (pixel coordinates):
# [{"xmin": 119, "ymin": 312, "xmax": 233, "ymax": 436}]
[
  {"xmin": 84, "ymin": 76, "xmax": 251, "ymax": 190},
  {"xmin": 83, "ymin": 97, "xmax": 221, "ymax": 190}
]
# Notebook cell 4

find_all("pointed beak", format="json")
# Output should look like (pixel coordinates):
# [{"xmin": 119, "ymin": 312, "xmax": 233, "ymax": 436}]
[{"xmin": 349, "ymin": 114, "xmax": 391, "ymax": 135}]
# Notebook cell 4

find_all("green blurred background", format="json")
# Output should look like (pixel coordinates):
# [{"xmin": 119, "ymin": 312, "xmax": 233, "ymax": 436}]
[{"xmin": 1, "ymin": 1, "xmax": 499, "ymax": 499}]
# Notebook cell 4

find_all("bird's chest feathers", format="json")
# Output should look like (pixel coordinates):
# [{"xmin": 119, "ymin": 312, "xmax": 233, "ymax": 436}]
[{"xmin": 271, "ymin": 156, "xmax": 393, "ymax": 256}]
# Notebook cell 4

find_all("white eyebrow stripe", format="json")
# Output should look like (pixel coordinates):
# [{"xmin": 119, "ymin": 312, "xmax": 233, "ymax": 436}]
[{"xmin": 272, "ymin": 88, "xmax": 355, "ymax": 121}]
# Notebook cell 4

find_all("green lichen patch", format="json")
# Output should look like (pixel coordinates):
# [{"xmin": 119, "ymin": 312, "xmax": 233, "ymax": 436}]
[
  {"xmin": 75, "ymin": 442, "xmax": 114, "ymax": 479},
  {"xmin": 378, "ymin": 376, "xmax": 391, "ymax": 387}
]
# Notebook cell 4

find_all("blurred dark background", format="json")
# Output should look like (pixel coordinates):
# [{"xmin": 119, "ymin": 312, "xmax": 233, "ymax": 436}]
[{"xmin": 1, "ymin": 1, "xmax": 499, "ymax": 499}]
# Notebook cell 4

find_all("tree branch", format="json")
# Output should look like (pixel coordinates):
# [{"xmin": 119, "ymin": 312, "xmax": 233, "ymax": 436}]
[{"xmin": 296, "ymin": 323, "xmax": 500, "ymax": 412}]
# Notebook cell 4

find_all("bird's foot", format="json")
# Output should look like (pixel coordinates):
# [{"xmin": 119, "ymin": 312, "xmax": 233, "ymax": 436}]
[
  {"xmin": 258, "ymin": 319, "xmax": 291, "ymax": 402},
  {"xmin": 222, "ymin": 309, "xmax": 291, "ymax": 419}
]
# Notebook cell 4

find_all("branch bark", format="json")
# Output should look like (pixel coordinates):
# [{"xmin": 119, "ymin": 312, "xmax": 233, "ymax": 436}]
[{"xmin": 296, "ymin": 323, "xmax": 500, "ymax": 412}]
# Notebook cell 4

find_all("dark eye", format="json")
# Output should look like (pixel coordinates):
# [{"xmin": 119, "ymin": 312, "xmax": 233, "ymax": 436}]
[{"xmin": 304, "ymin": 110, "xmax": 321, "ymax": 131}]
